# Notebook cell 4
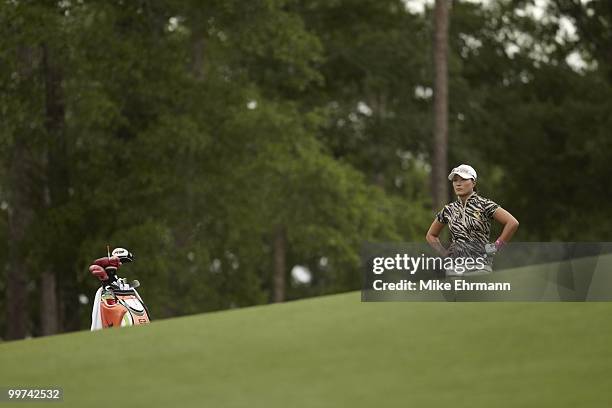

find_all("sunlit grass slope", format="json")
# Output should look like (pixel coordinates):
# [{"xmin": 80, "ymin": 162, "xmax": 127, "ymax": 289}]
[{"xmin": 1, "ymin": 263, "xmax": 611, "ymax": 407}]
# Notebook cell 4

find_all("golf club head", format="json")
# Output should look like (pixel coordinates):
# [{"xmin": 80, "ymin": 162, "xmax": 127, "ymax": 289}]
[{"xmin": 112, "ymin": 247, "xmax": 135, "ymax": 263}]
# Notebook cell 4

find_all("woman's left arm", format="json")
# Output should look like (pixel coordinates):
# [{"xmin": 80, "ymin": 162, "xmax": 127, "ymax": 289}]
[{"xmin": 492, "ymin": 208, "xmax": 519, "ymax": 245}]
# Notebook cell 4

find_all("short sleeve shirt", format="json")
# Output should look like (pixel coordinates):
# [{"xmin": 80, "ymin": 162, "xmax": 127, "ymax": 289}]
[{"xmin": 435, "ymin": 193, "xmax": 500, "ymax": 258}]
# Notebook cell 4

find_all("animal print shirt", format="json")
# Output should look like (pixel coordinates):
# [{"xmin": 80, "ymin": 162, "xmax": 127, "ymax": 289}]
[{"xmin": 436, "ymin": 193, "xmax": 500, "ymax": 260}]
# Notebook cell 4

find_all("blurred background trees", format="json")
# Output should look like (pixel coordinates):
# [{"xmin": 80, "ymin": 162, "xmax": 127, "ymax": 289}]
[{"xmin": 1, "ymin": 0, "xmax": 610, "ymax": 339}]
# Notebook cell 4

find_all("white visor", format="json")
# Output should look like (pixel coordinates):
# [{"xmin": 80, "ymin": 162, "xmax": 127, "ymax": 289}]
[{"xmin": 448, "ymin": 164, "xmax": 477, "ymax": 181}]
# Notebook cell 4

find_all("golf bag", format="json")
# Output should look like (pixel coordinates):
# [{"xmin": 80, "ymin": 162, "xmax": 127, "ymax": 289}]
[{"xmin": 90, "ymin": 248, "xmax": 151, "ymax": 330}]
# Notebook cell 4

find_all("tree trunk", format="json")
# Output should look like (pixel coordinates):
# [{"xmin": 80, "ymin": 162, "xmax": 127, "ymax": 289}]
[
  {"xmin": 6, "ymin": 137, "xmax": 32, "ymax": 340},
  {"xmin": 272, "ymin": 225, "xmax": 286, "ymax": 303},
  {"xmin": 40, "ymin": 43, "xmax": 66, "ymax": 336},
  {"xmin": 191, "ymin": 27, "xmax": 207, "ymax": 81},
  {"xmin": 5, "ymin": 46, "xmax": 38, "ymax": 340},
  {"xmin": 432, "ymin": 0, "xmax": 451, "ymax": 210},
  {"xmin": 40, "ymin": 271, "xmax": 59, "ymax": 335}
]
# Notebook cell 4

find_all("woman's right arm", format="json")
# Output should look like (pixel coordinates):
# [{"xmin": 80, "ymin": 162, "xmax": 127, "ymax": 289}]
[{"xmin": 426, "ymin": 220, "xmax": 449, "ymax": 257}]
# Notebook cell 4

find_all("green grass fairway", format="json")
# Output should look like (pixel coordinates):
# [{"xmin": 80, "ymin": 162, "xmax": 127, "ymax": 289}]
[{"xmin": 1, "ymin": 261, "xmax": 612, "ymax": 407}]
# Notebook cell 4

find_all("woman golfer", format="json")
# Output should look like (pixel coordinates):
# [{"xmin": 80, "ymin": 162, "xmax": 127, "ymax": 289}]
[{"xmin": 426, "ymin": 164, "xmax": 519, "ymax": 276}]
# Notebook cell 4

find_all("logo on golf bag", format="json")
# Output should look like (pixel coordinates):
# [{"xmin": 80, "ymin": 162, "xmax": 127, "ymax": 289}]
[{"xmin": 100, "ymin": 289, "xmax": 150, "ymax": 328}]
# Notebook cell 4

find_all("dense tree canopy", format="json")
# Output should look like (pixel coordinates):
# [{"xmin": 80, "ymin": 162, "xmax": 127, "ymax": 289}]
[{"xmin": 1, "ymin": 0, "xmax": 610, "ymax": 338}]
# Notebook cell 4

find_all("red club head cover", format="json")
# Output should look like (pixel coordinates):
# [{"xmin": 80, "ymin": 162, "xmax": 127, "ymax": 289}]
[
  {"xmin": 89, "ymin": 264, "xmax": 108, "ymax": 281},
  {"xmin": 92, "ymin": 256, "xmax": 121, "ymax": 269},
  {"xmin": 90, "ymin": 256, "xmax": 121, "ymax": 281}
]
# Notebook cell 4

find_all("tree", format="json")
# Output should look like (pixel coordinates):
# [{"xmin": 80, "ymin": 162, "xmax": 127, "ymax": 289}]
[
  {"xmin": 296, "ymin": 0, "xmax": 433, "ymax": 230},
  {"xmin": 447, "ymin": 0, "xmax": 612, "ymax": 240},
  {"xmin": 432, "ymin": 0, "xmax": 451, "ymax": 210},
  {"xmin": 1, "ymin": 3, "xmax": 45, "ymax": 339}
]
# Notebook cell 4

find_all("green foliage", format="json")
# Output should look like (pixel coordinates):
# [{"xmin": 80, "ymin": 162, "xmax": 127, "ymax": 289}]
[
  {"xmin": 1, "ymin": 0, "xmax": 427, "ymax": 335},
  {"xmin": 448, "ymin": 0, "xmax": 612, "ymax": 240}
]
